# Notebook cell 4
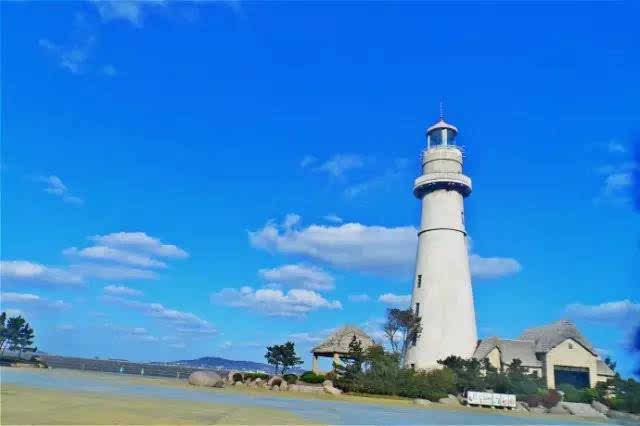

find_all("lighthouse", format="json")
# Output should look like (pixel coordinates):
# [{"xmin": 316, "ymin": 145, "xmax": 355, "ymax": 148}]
[{"xmin": 403, "ymin": 113, "xmax": 477, "ymax": 370}]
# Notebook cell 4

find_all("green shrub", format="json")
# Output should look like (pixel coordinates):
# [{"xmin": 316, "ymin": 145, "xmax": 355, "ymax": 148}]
[
  {"xmin": 300, "ymin": 371, "xmax": 325, "ymax": 384},
  {"xmin": 232, "ymin": 372, "xmax": 243, "ymax": 383},
  {"xmin": 558, "ymin": 384, "xmax": 598, "ymax": 403},
  {"xmin": 324, "ymin": 371, "xmax": 337, "ymax": 381},
  {"xmin": 283, "ymin": 374, "xmax": 298, "ymax": 384}
]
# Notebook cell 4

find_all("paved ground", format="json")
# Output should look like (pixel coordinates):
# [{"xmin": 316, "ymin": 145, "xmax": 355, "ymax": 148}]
[{"xmin": 1, "ymin": 367, "xmax": 611, "ymax": 425}]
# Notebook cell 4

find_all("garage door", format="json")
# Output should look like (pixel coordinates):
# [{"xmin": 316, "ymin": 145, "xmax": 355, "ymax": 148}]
[{"xmin": 554, "ymin": 366, "xmax": 590, "ymax": 389}]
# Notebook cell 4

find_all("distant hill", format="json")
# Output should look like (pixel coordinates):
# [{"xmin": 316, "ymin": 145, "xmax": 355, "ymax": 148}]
[{"xmin": 157, "ymin": 356, "xmax": 304, "ymax": 374}]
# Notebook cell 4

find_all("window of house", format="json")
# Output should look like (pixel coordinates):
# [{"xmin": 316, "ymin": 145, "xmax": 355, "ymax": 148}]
[{"xmin": 417, "ymin": 274, "xmax": 422, "ymax": 288}]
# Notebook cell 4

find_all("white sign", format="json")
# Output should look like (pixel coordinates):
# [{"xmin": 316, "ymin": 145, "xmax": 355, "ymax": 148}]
[{"xmin": 467, "ymin": 391, "xmax": 516, "ymax": 408}]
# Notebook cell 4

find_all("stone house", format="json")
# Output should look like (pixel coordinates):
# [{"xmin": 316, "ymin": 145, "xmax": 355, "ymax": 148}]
[{"xmin": 473, "ymin": 320, "xmax": 615, "ymax": 389}]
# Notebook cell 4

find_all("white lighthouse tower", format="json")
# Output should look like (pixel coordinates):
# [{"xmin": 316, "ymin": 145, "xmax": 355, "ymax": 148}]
[{"xmin": 403, "ymin": 111, "xmax": 477, "ymax": 370}]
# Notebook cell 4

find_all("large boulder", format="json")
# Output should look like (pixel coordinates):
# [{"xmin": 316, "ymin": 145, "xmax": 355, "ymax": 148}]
[
  {"xmin": 254, "ymin": 378, "xmax": 264, "ymax": 387},
  {"xmin": 188, "ymin": 371, "xmax": 225, "ymax": 388},
  {"xmin": 529, "ymin": 406, "xmax": 547, "ymax": 415},
  {"xmin": 226, "ymin": 370, "xmax": 239, "ymax": 384},
  {"xmin": 413, "ymin": 398, "xmax": 432, "ymax": 406},
  {"xmin": 560, "ymin": 402, "xmax": 607, "ymax": 419},
  {"xmin": 548, "ymin": 405, "xmax": 569, "ymax": 415},
  {"xmin": 280, "ymin": 381, "xmax": 288, "ymax": 391},
  {"xmin": 268, "ymin": 376, "xmax": 284, "ymax": 388},
  {"xmin": 591, "ymin": 400, "xmax": 609, "ymax": 415},
  {"xmin": 323, "ymin": 381, "xmax": 342, "ymax": 395},
  {"xmin": 438, "ymin": 394, "xmax": 460, "ymax": 406}
]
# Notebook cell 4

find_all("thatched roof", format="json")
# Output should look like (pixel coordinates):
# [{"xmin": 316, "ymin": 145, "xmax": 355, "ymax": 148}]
[
  {"xmin": 312, "ymin": 325, "xmax": 374, "ymax": 355},
  {"xmin": 518, "ymin": 320, "xmax": 597, "ymax": 356},
  {"xmin": 473, "ymin": 337, "xmax": 541, "ymax": 367}
]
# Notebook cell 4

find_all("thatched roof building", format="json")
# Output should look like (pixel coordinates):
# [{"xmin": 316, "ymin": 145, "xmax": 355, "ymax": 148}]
[{"xmin": 311, "ymin": 325, "xmax": 374, "ymax": 373}]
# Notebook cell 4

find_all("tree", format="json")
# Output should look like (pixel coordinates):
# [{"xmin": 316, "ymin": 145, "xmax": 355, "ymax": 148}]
[
  {"xmin": 334, "ymin": 336, "xmax": 365, "ymax": 390},
  {"xmin": 1, "ymin": 315, "xmax": 36, "ymax": 358},
  {"xmin": 264, "ymin": 341, "xmax": 303, "ymax": 375},
  {"xmin": 604, "ymin": 356, "xmax": 617, "ymax": 372},
  {"xmin": 0, "ymin": 312, "xmax": 7, "ymax": 354},
  {"xmin": 383, "ymin": 308, "xmax": 422, "ymax": 359}
]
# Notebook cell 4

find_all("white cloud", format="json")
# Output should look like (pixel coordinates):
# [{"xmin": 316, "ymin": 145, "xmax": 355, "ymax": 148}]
[
  {"xmin": 250, "ymin": 216, "xmax": 522, "ymax": 279},
  {"xmin": 71, "ymin": 263, "xmax": 157, "ymax": 280},
  {"xmin": 103, "ymin": 285, "xmax": 143, "ymax": 297},
  {"xmin": 595, "ymin": 161, "xmax": 637, "ymax": 204},
  {"xmin": 258, "ymin": 264, "xmax": 334, "ymax": 291},
  {"xmin": 469, "ymin": 254, "xmax": 522, "ymax": 279},
  {"xmin": 566, "ymin": 299, "xmax": 640, "ymax": 325},
  {"xmin": 323, "ymin": 214, "xmax": 343, "ymax": 223},
  {"xmin": 64, "ymin": 246, "xmax": 167, "ymax": 269},
  {"xmin": 92, "ymin": 0, "xmax": 166, "ymax": 26},
  {"xmin": 348, "ymin": 294, "xmax": 371, "ymax": 303},
  {"xmin": 289, "ymin": 332, "xmax": 325, "ymax": 344},
  {"xmin": 3, "ymin": 309, "xmax": 23, "ymax": 317},
  {"xmin": 89, "ymin": 232, "xmax": 188, "ymax": 259},
  {"xmin": 1, "ymin": 260, "xmax": 84, "ymax": 286},
  {"xmin": 1, "ymin": 292, "xmax": 71, "ymax": 310},
  {"xmin": 300, "ymin": 155, "xmax": 317, "ymax": 168},
  {"xmin": 39, "ymin": 38, "xmax": 95, "ymax": 75},
  {"xmin": 38, "ymin": 175, "xmax": 83, "ymax": 205},
  {"xmin": 210, "ymin": 286, "xmax": 342, "ymax": 317},
  {"xmin": 378, "ymin": 293, "xmax": 411, "ymax": 307},
  {"xmin": 316, "ymin": 154, "xmax": 364, "ymax": 177},
  {"xmin": 104, "ymin": 296, "xmax": 216, "ymax": 335},
  {"xmin": 282, "ymin": 214, "xmax": 301, "ymax": 229}
]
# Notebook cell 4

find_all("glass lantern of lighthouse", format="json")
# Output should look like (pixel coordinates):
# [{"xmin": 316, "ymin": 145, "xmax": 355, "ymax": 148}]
[{"xmin": 427, "ymin": 124, "xmax": 457, "ymax": 149}]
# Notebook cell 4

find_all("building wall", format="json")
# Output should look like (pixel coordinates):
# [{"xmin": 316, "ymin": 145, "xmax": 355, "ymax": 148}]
[
  {"xmin": 544, "ymin": 338, "xmax": 597, "ymax": 389},
  {"xmin": 487, "ymin": 347, "xmax": 501, "ymax": 370}
]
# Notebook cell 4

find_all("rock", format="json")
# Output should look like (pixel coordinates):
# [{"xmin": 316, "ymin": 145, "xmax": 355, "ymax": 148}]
[
  {"xmin": 322, "ymin": 380, "xmax": 333, "ymax": 387},
  {"xmin": 226, "ymin": 370, "xmax": 238, "ymax": 384},
  {"xmin": 323, "ymin": 384, "xmax": 342, "ymax": 395},
  {"xmin": 254, "ymin": 378, "xmax": 263, "ymax": 386},
  {"xmin": 438, "ymin": 394, "xmax": 460, "ymax": 406},
  {"xmin": 247, "ymin": 381, "xmax": 257, "ymax": 388},
  {"xmin": 267, "ymin": 376, "xmax": 283, "ymax": 387},
  {"xmin": 515, "ymin": 402, "xmax": 529, "ymax": 412},
  {"xmin": 529, "ymin": 406, "xmax": 547, "ymax": 415},
  {"xmin": 234, "ymin": 381, "xmax": 245, "ymax": 387},
  {"xmin": 272, "ymin": 385, "xmax": 280, "ymax": 391},
  {"xmin": 548, "ymin": 405, "xmax": 569, "ymax": 415},
  {"xmin": 288, "ymin": 384, "xmax": 298, "ymax": 392},
  {"xmin": 188, "ymin": 371, "xmax": 225, "ymax": 388},
  {"xmin": 560, "ymin": 402, "xmax": 607, "ymax": 419},
  {"xmin": 591, "ymin": 400, "xmax": 609, "ymax": 415},
  {"xmin": 607, "ymin": 409, "xmax": 640, "ymax": 423},
  {"xmin": 280, "ymin": 382, "xmax": 288, "ymax": 391},
  {"xmin": 413, "ymin": 398, "xmax": 432, "ymax": 406}
]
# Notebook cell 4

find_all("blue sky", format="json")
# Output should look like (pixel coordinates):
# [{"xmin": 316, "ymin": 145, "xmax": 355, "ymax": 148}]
[{"xmin": 1, "ymin": 1, "xmax": 639, "ymax": 376}]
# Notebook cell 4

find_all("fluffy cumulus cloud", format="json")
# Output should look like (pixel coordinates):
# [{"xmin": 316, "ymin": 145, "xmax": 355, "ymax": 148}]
[
  {"xmin": 103, "ymin": 285, "xmax": 143, "ymax": 297},
  {"xmin": 211, "ymin": 286, "xmax": 342, "ymax": 317},
  {"xmin": 104, "ymin": 296, "xmax": 216, "ymax": 335},
  {"xmin": 258, "ymin": 264, "xmax": 334, "ymax": 291},
  {"xmin": 1, "ymin": 292, "xmax": 71, "ymax": 310},
  {"xmin": 70, "ymin": 263, "xmax": 157, "ymax": 280},
  {"xmin": 249, "ymin": 216, "xmax": 521, "ymax": 279},
  {"xmin": 1, "ymin": 260, "xmax": 84, "ymax": 286},
  {"xmin": 64, "ymin": 246, "xmax": 167, "ymax": 269},
  {"xmin": 469, "ymin": 254, "xmax": 522, "ymax": 279},
  {"xmin": 378, "ymin": 293, "xmax": 411, "ymax": 307},
  {"xmin": 323, "ymin": 214, "xmax": 343, "ymax": 223},
  {"xmin": 566, "ymin": 299, "xmax": 640, "ymax": 325},
  {"xmin": 89, "ymin": 232, "xmax": 188, "ymax": 259}
]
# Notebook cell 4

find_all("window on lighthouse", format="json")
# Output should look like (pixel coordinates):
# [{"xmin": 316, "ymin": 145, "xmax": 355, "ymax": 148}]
[
  {"xmin": 415, "ymin": 303, "xmax": 420, "ymax": 316},
  {"xmin": 417, "ymin": 275, "xmax": 422, "ymax": 288}
]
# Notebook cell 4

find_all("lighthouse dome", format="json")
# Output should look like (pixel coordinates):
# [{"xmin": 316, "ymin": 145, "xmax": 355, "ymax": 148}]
[{"xmin": 426, "ymin": 118, "xmax": 458, "ymax": 148}]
